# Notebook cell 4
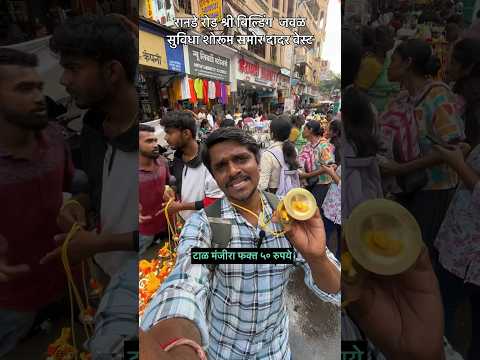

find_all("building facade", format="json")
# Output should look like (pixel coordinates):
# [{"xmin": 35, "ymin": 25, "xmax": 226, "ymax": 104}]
[{"xmin": 139, "ymin": 0, "xmax": 331, "ymax": 113}]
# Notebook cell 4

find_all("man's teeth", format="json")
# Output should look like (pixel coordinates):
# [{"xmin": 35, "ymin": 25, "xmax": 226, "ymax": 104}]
[{"xmin": 231, "ymin": 178, "xmax": 247, "ymax": 186}]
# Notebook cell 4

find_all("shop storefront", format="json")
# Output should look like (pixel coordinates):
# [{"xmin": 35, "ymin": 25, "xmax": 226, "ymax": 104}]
[
  {"xmin": 185, "ymin": 45, "xmax": 232, "ymax": 113},
  {"xmin": 300, "ymin": 85, "xmax": 316, "ymax": 107},
  {"xmin": 235, "ymin": 56, "xmax": 279, "ymax": 113},
  {"xmin": 138, "ymin": 19, "xmax": 186, "ymax": 121},
  {"xmin": 276, "ymin": 68, "xmax": 291, "ymax": 113},
  {"xmin": 291, "ymin": 79, "xmax": 305, "ymax": 109}
]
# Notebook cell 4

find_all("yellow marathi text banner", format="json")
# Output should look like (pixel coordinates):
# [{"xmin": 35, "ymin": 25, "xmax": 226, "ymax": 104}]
[
  {"xmin": 198, "ymin": 0, "xmax": 223, "ymax": 20},
  {"xmin": 139, "ymin": 30, "xmax": 168, "ymax": 70}
]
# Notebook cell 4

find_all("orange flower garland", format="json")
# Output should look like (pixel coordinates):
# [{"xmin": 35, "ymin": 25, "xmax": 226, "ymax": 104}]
[
  {"xmin": 139, "ymin": 201, "xmax": 183, "ymax": 316},
  {"xmin": 139, "ymin": 243, "xmax": 177, "ymax": 316}
]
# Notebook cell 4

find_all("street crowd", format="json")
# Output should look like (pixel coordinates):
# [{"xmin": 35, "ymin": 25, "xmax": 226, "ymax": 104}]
[
  {"xmin": 341, "ymin": 1, "xmax": 480, "ymax": 359},
  {"xmin": 138, "ymin": 99, "xmax": 343, "ymax": 358},
  {"xmin": 0, "ymin": 14, "xmax": 140, "ymax": 359}
]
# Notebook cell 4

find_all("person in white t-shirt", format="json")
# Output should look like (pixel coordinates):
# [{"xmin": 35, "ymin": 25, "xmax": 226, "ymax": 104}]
[
  {"xmin": 207, "ymin": 111, "xmax": 215, "ymax": 129},
  {"xmin": 160, "ymin": 111, "xmax": 223, "ymax": 221},
  {"xmin": 197, "ymin": 108, "xmax": 206, "ymax": 122},
  {"xmin": 44, "ymin": 15, "xmax": 140, "ymax": 358}
]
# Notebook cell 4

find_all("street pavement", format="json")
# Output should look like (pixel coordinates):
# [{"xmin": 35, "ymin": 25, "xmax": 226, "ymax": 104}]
[{"xmin": 286, "ymin": 267, "xmax": 340, "ymax": 360}]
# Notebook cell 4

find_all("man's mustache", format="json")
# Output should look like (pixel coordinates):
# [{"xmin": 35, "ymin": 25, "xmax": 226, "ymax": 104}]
[{"xmin": 226, "ymin": 174, "xmax": 250, "ymax": 188}]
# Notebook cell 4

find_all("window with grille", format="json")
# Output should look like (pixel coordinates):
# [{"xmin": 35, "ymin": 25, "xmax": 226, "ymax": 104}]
[
  {"xmin": 178, "ymin": 0, "xmax": 192, "ymax": 14},
  {"xmin": 271, "ymin": 45, "xmax": 277, "ymax": 64}
]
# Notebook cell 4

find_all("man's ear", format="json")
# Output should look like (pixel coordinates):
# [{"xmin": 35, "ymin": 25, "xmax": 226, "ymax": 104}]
[
  {"xmin": 105, "ymin": 60, "xmax": 125, "ymax": 84},
  {"xmin": 405, "ymin": 57, "xmax": 413, "ymax": 70},
  {"xmin": 182, "ymin": 129, "xmax": 193, "ymax": 139}
]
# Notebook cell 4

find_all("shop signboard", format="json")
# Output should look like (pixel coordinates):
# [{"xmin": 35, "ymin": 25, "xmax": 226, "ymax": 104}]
[
  {"xmin": 188, "ymin": 46, "xmax": 230, "ymax": 82},
  {"xmin": 139, "ymin": 30, "xmax": 168, "ymax": 70},
  {"xmin": 165, "ymin": 43, "xmax": 185, "ymax": 73},
  {"xmin": 152, "ymin": 0, "xmax": 176, "ymax": 27},
  {"xmin": 237, "ymin": 58, "xmax": 278, "ymax": 88},
  {"xmin": 145, "ymin": 0, "xmax": 154, "ymax": 18},
  {"xmin": 198, "ymin": 0, "xmax": 223, "ymax": 20}
]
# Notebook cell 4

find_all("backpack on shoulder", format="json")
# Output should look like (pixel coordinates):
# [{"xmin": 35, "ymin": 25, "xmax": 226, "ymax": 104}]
[
  {"xmin": 266, "ymin": 147, "xmax": 301, "ymax": 198},
  {"xmin": 204, "ymin": 191, "xmax": 280, "ymax": 249},
  {"xmin": 379, "ymin": 82, "xmax": 449, "ymax": 194}
]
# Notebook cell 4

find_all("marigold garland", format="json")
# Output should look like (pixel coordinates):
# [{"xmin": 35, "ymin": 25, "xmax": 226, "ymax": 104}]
[{"xmin": 139, "ymin": 202, "xmax": 182, "ymax": 316}]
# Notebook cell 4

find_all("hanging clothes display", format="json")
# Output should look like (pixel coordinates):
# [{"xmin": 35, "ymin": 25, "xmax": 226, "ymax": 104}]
[
  {"xmin": 188, "ymin": 78, "xmax": 197, "ymax": 104},
  {"xmin": 215, "ymin": 80, "xmax": 221, "ymax": 98},
  {"xmin": 194, "ymin": 78, "xmax": 203, "ymax": 100},
  {"xmin": 220, "ymin": 83, "xmax": 228, "ymax": 104},
  {"xmin": 208, "ymin": 80, "xmax": 216, "ymax": 99},
  {"xmin": 171, "ymin": 79, "xmax": 182, "ymax": 101},
  {"xmin": 168, "ymin": 79, "xmax": 182, "ymax": 107},
  {"xmin": 181, "ymin": 77, "xmax": 190, "ymax": 100},
  {"xmin": 203, "ymin": 79, "xmax": 209, "ymax": 105}
]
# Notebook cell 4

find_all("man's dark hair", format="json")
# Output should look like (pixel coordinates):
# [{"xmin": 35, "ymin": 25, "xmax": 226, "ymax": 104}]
[
  {"xmin": 278, "ymin": 114, "xmax": 291, "ymax": 123},
  {"xmin": 291, "ymin": 115, "xmax": 305, "ymax": 128},
  {"xmin": 49, "ymin": 15, "xmax": 137, "ymax": 83},
  {"xmin": 0, "ymin": 48, "xmax": 38, "ymax": 71},
  {"xmin": 159, "ymin": 110, "xmax": 197, "ymax": 138},
  {"xmin": 394, "ymin": 39, "xmax": 441, "ymax": 77},
  {"xmin": 268, "ymin": 113, "xmax": 279, "ymax": 122},
  {"xmin": 305, "ymin": 121, "xmax": 324, "ymax": 136},
  {"xmin": 342, "ymin": 86, "xmax": 380, "ymax": 157},
  {"xmin": 139, "ymin": 123, "xmax": 155, "ymax": 132},
  {"xmin": 220, "ymin": 118, "xmax": 235, "ymax": 127},
  {"xmin": 270, "ymin": 118, "xmax": 292, "ymax": 142},
  {"xmin": 202, "ymin": 127, "xmax": 260, "ymax": 173},
  {"xmin": 270, "ymin": 118, "xmax": 299, "ymax": 170}
]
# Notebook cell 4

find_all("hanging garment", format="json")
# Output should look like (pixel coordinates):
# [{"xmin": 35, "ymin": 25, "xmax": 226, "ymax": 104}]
[
  {"xmin": 181, "ymin": 77, "xmax": 190, "ymax": 100},
  {"xmin": 203, "ymin": 79, "xmax": 209, "ymax": 105},
  {"xmin": 215, "ymin": 80, "xmax": 221, "ymax": 98},
  {"xmin": 221, "ymin": 84, "xmax": 228, "ymax": 104},
  {"xmin": 171, "ymin": 79, "xmax": 182, "ymax": 101},
  {"xmin": 194, "ymin": 78, "xmax": 204, "ymax": 100},
  {"xmin": 208, "ymin": 80, "xmax": 216, "ymax": 99},
  {"xmin": 188, "ymin": 78, "xmax": 197, "ymax": 104}
]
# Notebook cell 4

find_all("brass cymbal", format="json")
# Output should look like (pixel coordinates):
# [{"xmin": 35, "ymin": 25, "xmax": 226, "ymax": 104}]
[{"xmin": 344, "ymin": 199, "xmax": 423, "ymax": 275}]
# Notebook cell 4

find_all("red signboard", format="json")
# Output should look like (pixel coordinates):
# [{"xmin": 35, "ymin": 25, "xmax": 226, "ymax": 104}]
[
  {"xmin": 239, "ymin": 59, "xmax": 259, "ymax": 76},
  {"xmin": 239, "ymin": 59, "xmax": 277, "ymax": 82}
]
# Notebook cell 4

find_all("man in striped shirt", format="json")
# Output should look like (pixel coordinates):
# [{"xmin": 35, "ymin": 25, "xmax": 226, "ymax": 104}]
[{"xmin": 140, "ymin": 127, "xmax": 340, "ymax": 359}]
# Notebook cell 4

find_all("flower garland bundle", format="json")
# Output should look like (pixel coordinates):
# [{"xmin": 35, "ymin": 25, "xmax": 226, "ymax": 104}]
[
  {"xmin": 46, "ymin": 220, "xmax": 95, "ymax": 360},
  {"xmin": 138, "ymin": 200, "xmax": 182, "ymax": 316}
]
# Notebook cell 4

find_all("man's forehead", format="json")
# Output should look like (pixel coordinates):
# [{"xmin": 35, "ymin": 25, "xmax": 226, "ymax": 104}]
[
  {"xmin": 0, "ymin": 65, "xmax": 41, "ymax": 83},
  {"xmin": 211, "ymin": 143, "xmax": 252, "ymax": 160},
  {"xmin": 59, "ymin": 54, "xmax": 94, "ymax": 66},
  {"xmin": 140, "ymin": 131, "xmax": 156, "ymax": 139}
]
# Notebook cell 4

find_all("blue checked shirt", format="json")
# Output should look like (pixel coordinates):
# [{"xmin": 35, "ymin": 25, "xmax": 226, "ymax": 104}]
[{"xmin": 140, "ymin": 192, "xmax": 340, "ymax": 359}]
